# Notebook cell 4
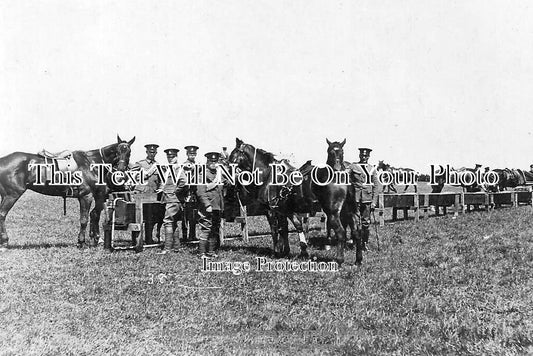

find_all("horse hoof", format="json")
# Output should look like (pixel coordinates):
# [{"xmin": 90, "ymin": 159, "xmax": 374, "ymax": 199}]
[{"xmin": 324, "ymin": 245, "xmax": 332, "ymax": 251}]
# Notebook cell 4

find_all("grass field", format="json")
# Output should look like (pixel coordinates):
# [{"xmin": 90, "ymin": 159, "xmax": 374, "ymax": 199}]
[{"xmin": 1, "ymin": 191, "xmax": 532, "ymax": 355}]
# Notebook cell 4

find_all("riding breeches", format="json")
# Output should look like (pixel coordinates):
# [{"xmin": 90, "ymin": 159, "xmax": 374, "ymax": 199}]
[
  {"xmin": 163, "ymin": 202, "xmax": 182, "ymax": 228},
  {"xmin": 197, "ymin": 210, "xmax": 221, "ymax": 242},
  {"xmin": 356, "ymin": 202, "xmax": 371, "ymax": 230}
]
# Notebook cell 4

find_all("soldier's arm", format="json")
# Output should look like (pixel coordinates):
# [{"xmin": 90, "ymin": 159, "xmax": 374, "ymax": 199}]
[
  {"xmin": 130, "ymin": 161, "xmax": 142, "ymax": 171},
  {"xmin": 174, "ymin": 170, "xmax": 188, "ymax": 197},
  {"xmin": 196, "ymin": 185, "xmax": 211, "ymax": 209}
]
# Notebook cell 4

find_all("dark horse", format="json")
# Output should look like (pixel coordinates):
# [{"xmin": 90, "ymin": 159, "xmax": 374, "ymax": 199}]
[
  {"xmin": 228, "ymin": 138, "xmax": 313, "ymax": 259},
  {"xmin": 229, "ymin": 138, "xmax": 362, "ymax": 265},
  {"xmin": 489, "ymin": 168, "xmax": 529, "ymax": 192},
  {"xmin": 0, "ymin": 135, "xmax": 135, "ymax": 249},
  {"xmin": 376, "ymin": 160, "xmax": 419, "ymax": 193}
]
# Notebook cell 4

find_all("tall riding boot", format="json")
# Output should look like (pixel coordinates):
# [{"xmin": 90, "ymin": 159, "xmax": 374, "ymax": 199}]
[
  {"xmin": 158, "ymin": 226, "xmax": 175, "ymax": 254},
  {"xmin": 207, "ymin": 237, "xmax": 218, "ymax": 258},
  {"xmin": 172, "ymin": 226, "xmax": 181, "ymax": 252},
  {"xmin": 181, "ymin": 216, "xmax": 188, "ymax": 242},
  {"xmin": 199, "ymin": 239, "xmax": 207, "ymax": 256}
]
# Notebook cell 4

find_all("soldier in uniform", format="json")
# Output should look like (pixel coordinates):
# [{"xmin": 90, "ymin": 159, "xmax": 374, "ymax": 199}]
[
  {"xmin": 196, "ymin": 152, "xmax": 225, "ymax": 258},
  {"xmin": 130, "ymin": 144, "xmax": 160, "ymax": 244},
  {"xmin": 157, "ymin": 148, "xmax": 187, "ymax": 254},
  {"xmin": 348, "ymin": 148, "xmax": 380, "ymax": 251},
  {"xmin": 182, "ymin": 145, "xmax": 199, "ymax": 242}
]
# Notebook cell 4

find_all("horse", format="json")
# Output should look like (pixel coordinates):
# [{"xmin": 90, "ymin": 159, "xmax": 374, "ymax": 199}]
[
  {"xmin": 229, "ymin": 138, "xmax": 362, "ymax": 265},
  {"xmin": 0, "ymin": 135, "xmax": 135, "ymax": 249},
  {"xmin": 376, "ymin": 160, "xmax": 419, "ymax": 193},
  {"xmin": 490, "ymin": 168, "xmax": 527, "ymax": 192},
  {"xmin": 228, "ymin": 138, "xmax": 313, "ymax": 259}
]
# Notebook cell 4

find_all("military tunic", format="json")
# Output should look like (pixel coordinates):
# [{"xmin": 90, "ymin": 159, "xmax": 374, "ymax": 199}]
[
  {"xmin": 181, "ymin": 159, "xmax": 198, "ymax": 241},
  {"xmin": 195, "ymin": 168, "xmax": 225, "ymax": 253},
  {"xmin": 131, "ymin": 159, "xmax": 159, "ymax": 194},
  {"xmin": 159, "ymin": 164, "xmax": 187, "ymax": 226},
  {"xmin": 348, "ymin": 162, "xmax": 380, "ymax": 231}
]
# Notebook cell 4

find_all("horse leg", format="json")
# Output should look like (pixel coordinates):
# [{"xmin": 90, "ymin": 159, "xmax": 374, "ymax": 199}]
[
  {"xmin": 324, "ymin": 219, "xmax": 333, "ymax": 250},
  {"xmin": 278, "ymin": 214, "xmax": 290, "ymax": 258},
  {"xmin": 266, "ymin": 211, "xmax": 279, "ymax": 257},
  {"xmin": 90, "ymin": 189, "xmax": 110, "ymax": 246},
  {"xmin": 78, "ymin": 195, "xmax": 93, "ymax": 248},
  {"xmin": 289, "ymin": 213, "xmax": 309, "ymax": 259},
  {"xmin": 89, "ymin": 195, "xmax": 106, "ymax": 247},
  {"xmin": 0, "ymin": 193, "xmax": 24, "ymax": 248},
  {"xmin": 329, "ymin": 214, "xmax": 345, "ymax": 266}
]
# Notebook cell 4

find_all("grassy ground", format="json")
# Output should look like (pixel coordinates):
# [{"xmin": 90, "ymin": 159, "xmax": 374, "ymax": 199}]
[{"xmin": 1, "ymin": 191, "xmax": 532, "ymax": 355}]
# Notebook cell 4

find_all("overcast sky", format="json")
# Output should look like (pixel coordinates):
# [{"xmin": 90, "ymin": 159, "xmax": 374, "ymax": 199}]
[{"xmin": 1, "ymin": 1, "xmax": 533, "ymax": 172}]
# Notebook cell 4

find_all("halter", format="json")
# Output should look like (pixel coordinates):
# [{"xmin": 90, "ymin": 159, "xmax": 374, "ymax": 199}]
[{"xmin": 100, "ymin": 142, "xmax": 130, "ymax": 170}]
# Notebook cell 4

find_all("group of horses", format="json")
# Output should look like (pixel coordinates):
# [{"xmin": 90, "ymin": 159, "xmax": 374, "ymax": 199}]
[
  {"xmin": 0, "ymin": 135, "xmax": 135, "ymax": 249},
  {"xmin": 1, "ymin": 135, "xmax": 531, "ymax": 266}
]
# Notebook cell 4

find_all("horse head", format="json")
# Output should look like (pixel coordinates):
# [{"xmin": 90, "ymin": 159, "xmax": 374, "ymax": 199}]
[
  {"xmin": 377, "ymin": 160, "xmax": 390, "ymax": 171},
  {"xmin": 100, "ymin": 135, "xmax": 135, "ymax": 171},
  {"xmin": 325, "ymin": 138, "xmax": 345, "ymax": 171},
  {"xmin": 229, "ymin": 138, "xmax": 254, "ymax": 171}
]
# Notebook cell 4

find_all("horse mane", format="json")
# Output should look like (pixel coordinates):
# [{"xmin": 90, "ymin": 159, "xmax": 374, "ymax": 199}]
[
  {"xmin": 243, "ymin": 144, "xmax": 277, "ymax": 164},
  {"xmin": 255, "ymin": 147, "xmax": 277, "ymax": 163}
]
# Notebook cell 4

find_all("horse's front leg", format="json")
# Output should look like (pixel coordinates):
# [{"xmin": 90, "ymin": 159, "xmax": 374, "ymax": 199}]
[
  {"xmin": 265, "ymin": 211, "xmax": 279, "ymax": 257},
  {"xmin": 278, "ymin": 213, "xmax": 290, "ymax": 258},
  {"xmin": 289, "ymin": 213, "xmax": 309, "ymax": 259},
  {"xmin": 89, "ymin": 195, "xmax": 106, "ymax": 247},
  {"xmin": 329, "ymin": 213, "xmax": 345, "ymax": 266},
  {"xmin": 78, "ymin": 195, "xmax": 93, "ymax": 248}
]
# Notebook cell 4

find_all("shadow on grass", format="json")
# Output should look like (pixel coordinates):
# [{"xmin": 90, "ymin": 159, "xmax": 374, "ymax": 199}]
[
  {"xmin": 219, "ymin": 244, "xmax": 274, "ymax": 257},
  {"xmin": 6, "ymin": 242, "xmax": 73, "ymax": 250}
]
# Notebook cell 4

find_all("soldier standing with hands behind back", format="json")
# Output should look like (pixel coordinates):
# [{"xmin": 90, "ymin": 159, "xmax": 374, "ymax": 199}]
[
  {"xmin": 348, "ymin": 148, "xmax": 380, "ymax": 251},
  {"xmin": 196, "ymin": 152, "xmax": 225, "ymax": 258},
  {"xmin": 130, "ymin": 144, "xmax": 160, "ymax": 244},
  {"xmin": 157, "ymin": 148, "xmax": 187, "ymax": 254},
  {"xmin": 182, "ymin": 145, "xmax": 199, "ymax": 243}
]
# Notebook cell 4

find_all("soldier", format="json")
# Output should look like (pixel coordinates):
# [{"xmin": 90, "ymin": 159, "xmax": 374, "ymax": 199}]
[
  {"xmin": 130, "ymin": 144, "xmax": 160, "ymax": 244},
  {"xmin": 348, "ymin": 148, "xmax": 380, "ymax": 251},
  {"xmin": 182, "ymin": 145, "xmax": 199, "ymax": 242},
  {"xmin": 529, "ymin": 164, "xmax": 533, "ymax": 174},
  {"xmin": 196, "ymin": 152, "xmax": 225, "ymax": 258},
  {"xmin": 157, "ymin": 148, "xmax": 187, "ymax": 254}
]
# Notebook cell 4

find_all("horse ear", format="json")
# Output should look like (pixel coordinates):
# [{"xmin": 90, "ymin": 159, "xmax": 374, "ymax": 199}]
[
  {"xmin": 236, "ymin": 138, "xmax": 243, "ymax": 147},
  {"xmin": 128, "ymin": 136, "xmax": 136, "ymax": 146},
  {"xmin": 341, "ymin": 138, "xmax": 346, "ymax": 147},
  {"xmin": 326, "ymin": 138, "xmax": 332, "ymax": 146},
  {"xmin": 117, "ymin": 134, "xmax": 123, "ymax": 143}
]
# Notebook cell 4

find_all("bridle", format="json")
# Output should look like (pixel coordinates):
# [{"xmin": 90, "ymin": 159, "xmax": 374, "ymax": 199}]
[
  {"xmin": 233, "ymin": 143, "xmax": 296, "ymax": 208},
  {"xmin": 100, "ymin": 142, "xmax": 131, "ymax": 171}
]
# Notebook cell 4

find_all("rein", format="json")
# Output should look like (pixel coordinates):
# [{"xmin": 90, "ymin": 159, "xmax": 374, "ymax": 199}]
[{"xmin": 236, "ymin": 144, "xmax": 296, "ymax": 208}]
